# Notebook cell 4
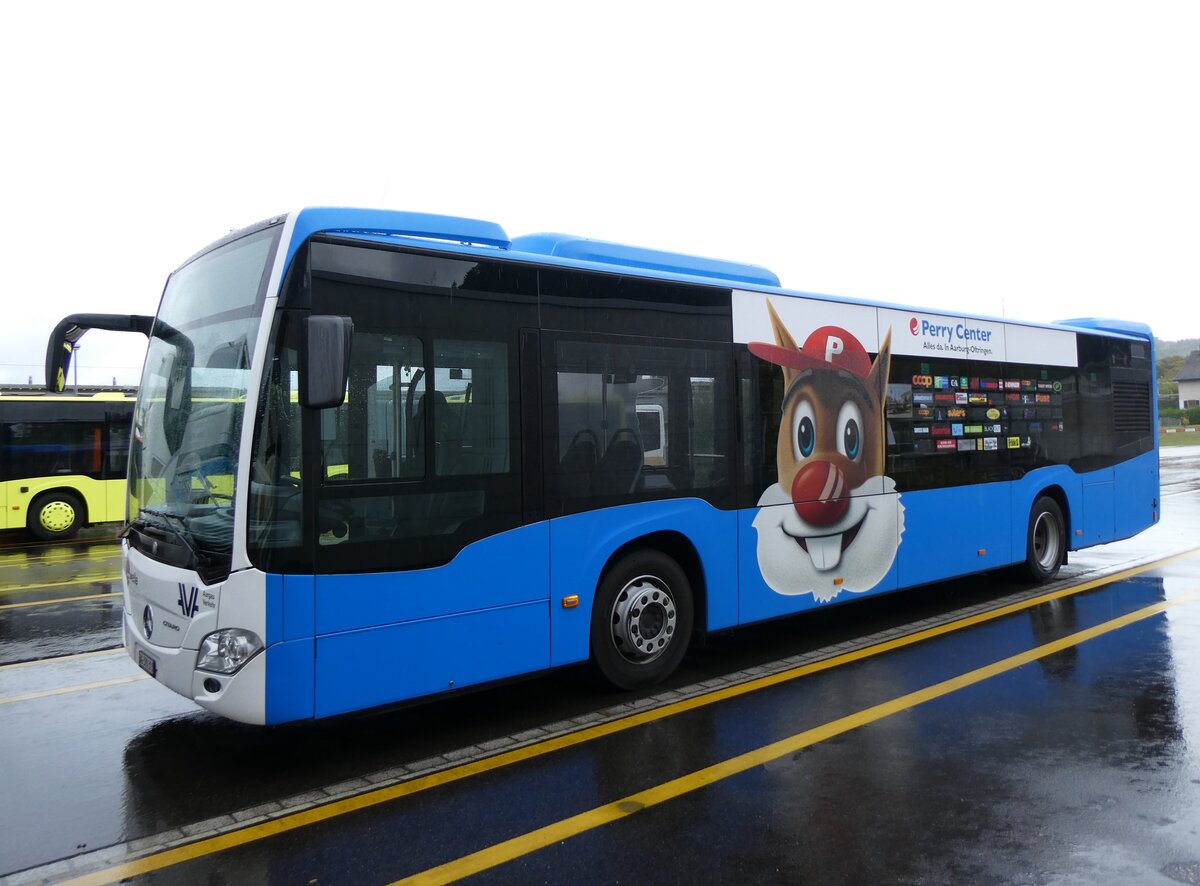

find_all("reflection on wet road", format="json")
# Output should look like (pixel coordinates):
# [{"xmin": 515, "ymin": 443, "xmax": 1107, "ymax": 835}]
[
  {"xmin": 0, "ymin": 526, "xmax": 123, "ymax": 665},
  {"xmin": 0, "ymin": 447, "xmax": 1198, "ymax": 885},
  {"xmin": 100, "ymin": 557, "xmax": 1200, "ymax": 885}
]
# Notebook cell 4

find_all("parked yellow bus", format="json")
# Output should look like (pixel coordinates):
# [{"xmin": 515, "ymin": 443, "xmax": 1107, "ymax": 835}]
[{"xmin": 0, "ymin": 389, "xmax": 134, "ymax": 540}]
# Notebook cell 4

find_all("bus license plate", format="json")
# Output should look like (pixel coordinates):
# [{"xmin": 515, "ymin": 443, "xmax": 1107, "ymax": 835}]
[{"xmin": 137, "ymin": 649, "xmax": 157, "ymax": 678}]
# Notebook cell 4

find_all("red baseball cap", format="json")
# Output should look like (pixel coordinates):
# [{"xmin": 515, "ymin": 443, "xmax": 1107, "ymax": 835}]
[{"xmin": 749, "ymin": 325, "xmax": 873, "ymax": 379}]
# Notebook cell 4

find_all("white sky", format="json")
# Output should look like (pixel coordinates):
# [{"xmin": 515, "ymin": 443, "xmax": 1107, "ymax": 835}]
[{"xmin": 3, "ymin": 2, "xmax": 1197, "ymax": 386}]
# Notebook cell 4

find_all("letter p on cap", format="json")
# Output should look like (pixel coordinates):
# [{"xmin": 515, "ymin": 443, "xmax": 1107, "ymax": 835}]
[{"xmin": 825, "ymin": 335, "xmax": 844, "ymax": 364}]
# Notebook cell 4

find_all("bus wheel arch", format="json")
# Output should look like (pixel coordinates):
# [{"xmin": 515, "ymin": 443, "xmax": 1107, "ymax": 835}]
[
  {"xmin": 1022, "ymin": 490, "xmax": 1067, "ymax": 583},
  {"xmin": 28, "ymin": 490, "xmax": 87, "ymax": 541},
  {"xmin": 589, "ymin": 533, "xmax": 703, "ymax": 690}
]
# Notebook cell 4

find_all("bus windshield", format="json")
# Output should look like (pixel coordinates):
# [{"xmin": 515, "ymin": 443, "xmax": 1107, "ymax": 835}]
[{"xmin": 127, "ymin": 224, "xmax": 279, "ymax": 582}]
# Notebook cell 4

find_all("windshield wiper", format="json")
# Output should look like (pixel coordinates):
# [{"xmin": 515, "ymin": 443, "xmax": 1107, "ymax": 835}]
[{"xmin": 135, "ymin": 508, "xmax": 200, "ymax": 562}]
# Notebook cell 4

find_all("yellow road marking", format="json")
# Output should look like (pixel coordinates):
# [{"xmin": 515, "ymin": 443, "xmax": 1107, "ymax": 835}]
[
  {"xmin": 0, "ymin": 547, "xmax": 121, "ymax": 573},
  {"xmin": 398, "ymin": 587, "xmax": 1200, "ymax": 885},
  {"xmin": 0, "ymin": 648, "xmax": 124, "ymax": 672},
  {"xmin": 0, "ymin": 674, "xmax": 148, "ymax": 706},
  {"xmin": 0, "ymin": 574, "xmax": 122, "ymax": 595},
  {"xmin": 53, "ymin": 549, "xmax": 1200, "ymax": 886},
  {"xmin": 0, "ymin": 592, "xmax": 121, "ymax": 610}
]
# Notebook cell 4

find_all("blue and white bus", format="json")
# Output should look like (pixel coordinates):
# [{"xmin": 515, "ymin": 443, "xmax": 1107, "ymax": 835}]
[{"xmin": 46, "ymin": 208, "xmax": 1159, "ymax": 724}]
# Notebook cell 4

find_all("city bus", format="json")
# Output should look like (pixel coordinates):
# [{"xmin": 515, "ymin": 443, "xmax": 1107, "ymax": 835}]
[
  {"xmin": 0, "ymin": 390, "xmax": 134, "ymax": 540},
  {"xmin": 45, "ymin": 208, "xmax": 1158, "ymax": 724}
]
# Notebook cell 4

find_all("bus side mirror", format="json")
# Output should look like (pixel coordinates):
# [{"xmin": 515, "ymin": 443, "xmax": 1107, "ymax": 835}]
[
  {"xmin": 301, "ymin": 315, "xmax": 354, "ymax": 409},
  {"xmin": 45, "ymin": 313, "xmax": 155, "ymax": 392}
]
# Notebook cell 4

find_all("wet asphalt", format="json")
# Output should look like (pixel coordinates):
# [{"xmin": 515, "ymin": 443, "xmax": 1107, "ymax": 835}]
[{"xmin": 1, "ymin": 446, "xmax": 1198, "ymax": 885}]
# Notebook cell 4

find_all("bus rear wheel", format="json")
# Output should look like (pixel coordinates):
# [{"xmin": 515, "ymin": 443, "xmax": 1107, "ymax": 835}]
[
  {"xmin": 28, "ymin": 492, "xmax": 85, "ymax": 541},
  {"xmin": 1023, "ymin": 495, "xmax": 1065, "ymax": 583},
  {"xmin": 590, "ymin": 549, "xmax": 693, "ymax": 690}
]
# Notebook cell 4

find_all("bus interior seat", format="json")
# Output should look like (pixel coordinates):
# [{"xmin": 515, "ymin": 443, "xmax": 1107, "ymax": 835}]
[
  {"xmin": 594, "ymin": 428, "xmax": 643, "ymax": 497},
  {"xmin": 559, "ymin": 429, "xmax": 599, "ymax": 498},
  {"xmin": 414, "ymin": 391, "xmax": 463, "ymax": 474}
]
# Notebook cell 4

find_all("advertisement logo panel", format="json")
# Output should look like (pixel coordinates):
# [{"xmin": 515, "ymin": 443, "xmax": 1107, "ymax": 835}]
[{"xmin": 879, "ymin": 308, "xmax": 1005, "ymax": 362}]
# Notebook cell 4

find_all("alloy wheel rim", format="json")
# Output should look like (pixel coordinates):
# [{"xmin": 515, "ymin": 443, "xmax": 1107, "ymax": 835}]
[{"xmin": 610, "ymin": 574, "xmax": 677, "ymax": 665}]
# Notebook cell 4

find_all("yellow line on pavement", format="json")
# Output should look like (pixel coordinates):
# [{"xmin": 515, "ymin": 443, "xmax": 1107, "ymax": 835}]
[
  {"xmin": 0, "ymin": 574, "xmax": 122, "ymax": 595},
  {"xmin": 0, "ymin": 648, "xmax": 124, "ymax": 672},
  {"xmin": 0, "ymin": 592, "xmax": 121, "ymax": 610},
  {"xmin": 0, "ymin": 674, "xmax": 148, "ymax": 706},
  {"xmin": 0, "ymin": 548, "xmax": 121, "ymax": 573}
]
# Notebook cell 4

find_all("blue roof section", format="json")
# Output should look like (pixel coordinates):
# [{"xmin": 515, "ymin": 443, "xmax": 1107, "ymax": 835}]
[
  {"xmin": 284, "ymin": 207, "xmax": 780, "ymax": 289},
  {"xmin": 1053, "ymin": 317, "xmax": 1154, "ymax": 340},
  {"xmin": 510, "ymin": 233, "xmax": 780, "ymax": 287},
  {"xmin": 290, "ymin": 208, "xmax": 510, "ymax": 259},
  {"xmin": 278, "ymin": 209, "xmax": 1142, "ymax": 341}
]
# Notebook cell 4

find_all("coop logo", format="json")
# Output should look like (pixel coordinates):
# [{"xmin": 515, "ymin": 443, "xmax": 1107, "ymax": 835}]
[{"xmin": 177, "ymin": 583, "xmax": 200, "ymax": 618}]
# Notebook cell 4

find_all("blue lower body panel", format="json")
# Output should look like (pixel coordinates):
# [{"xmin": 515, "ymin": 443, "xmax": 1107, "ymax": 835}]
[{"xmin": 313, "ymin": 599, "xmax": 549, "ymax": 718}]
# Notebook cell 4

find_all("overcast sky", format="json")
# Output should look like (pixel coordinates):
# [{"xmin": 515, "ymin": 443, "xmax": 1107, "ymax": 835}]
[{"xmin": 3, "ymin": 2, "xmax": 1197, "ymax": 387}]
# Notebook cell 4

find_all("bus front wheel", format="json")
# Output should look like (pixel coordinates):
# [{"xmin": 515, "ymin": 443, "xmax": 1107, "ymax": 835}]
[
  {"xmin": 590, "ymin": 549, "xmax": 694, "ymax": 690},
  {"xmin": 29, "ymin": 492, "xmax": 85, "ymax": 541},
  {"xmin": 1023, "ymin": 496, "xmax": 1065, "ymax": 583}
]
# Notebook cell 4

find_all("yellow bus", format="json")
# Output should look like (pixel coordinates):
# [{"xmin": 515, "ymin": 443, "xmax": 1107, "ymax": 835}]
[{"xmin": 0, "ymin": 389, "xmax": 134, "ymax": 540}]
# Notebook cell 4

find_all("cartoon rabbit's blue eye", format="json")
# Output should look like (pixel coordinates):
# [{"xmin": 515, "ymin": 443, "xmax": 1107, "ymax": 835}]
[
  {"xmin": 843, "ymin": 420, "xmax": 860, "ymax": 460},
  {"xmin": 837, "ymin": 401, "xmax": 865, "ymax": 462},
  {"xmin": 797, "ymin": 416, "xmax": 815, "ymax": 458}
]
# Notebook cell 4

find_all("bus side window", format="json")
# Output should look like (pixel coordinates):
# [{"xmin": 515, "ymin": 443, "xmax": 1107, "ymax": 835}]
[
  {"xmin": 432, "ymin": 339, "xmax": 511, "ymax": 477},
  {"xmin": 106, "ymin": 413, "xmax": 132, "ymax": 478},
  {"xmin": 547, "ymin": 336, "xmax": 733, "ymax": 515},
  {"xmin": 322, "ymin": 333, "xmax": 424, "ymax": 482}
]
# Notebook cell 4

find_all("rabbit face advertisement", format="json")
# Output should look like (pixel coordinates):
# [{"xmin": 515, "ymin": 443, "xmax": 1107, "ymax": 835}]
[{"xmin": 736, "ymin": 293, "xmax": 904, "ymax": 604}]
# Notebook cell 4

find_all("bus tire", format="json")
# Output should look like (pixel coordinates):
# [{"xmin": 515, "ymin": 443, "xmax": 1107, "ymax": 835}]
[
  {"xmin": 590, "ymin": 549, "xmax": 693, "ymax": 690},
  {"xmin": 28, "ymin": 491, "xmax": 85, "ymax": 541},
  {"xmin": 1023, "ymin": 495, "xmax": 1065, "ymax": 583}
]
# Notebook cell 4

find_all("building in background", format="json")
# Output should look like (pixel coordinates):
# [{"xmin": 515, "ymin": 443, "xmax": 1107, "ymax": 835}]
[{"xmin": 1179, "ymin": 351, "xmax": 1200, "ymax": 408}]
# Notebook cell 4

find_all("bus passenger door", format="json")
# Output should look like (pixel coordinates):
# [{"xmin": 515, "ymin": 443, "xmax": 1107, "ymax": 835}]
[{"xmin": 306, "ymin": 314, "xmax": 549, "ymax": 719}]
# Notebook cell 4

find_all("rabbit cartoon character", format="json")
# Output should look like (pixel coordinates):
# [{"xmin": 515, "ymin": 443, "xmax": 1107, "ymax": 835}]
[{"xmin": 750, "ymin": 301, "xmax": 904, "ymax": 602}]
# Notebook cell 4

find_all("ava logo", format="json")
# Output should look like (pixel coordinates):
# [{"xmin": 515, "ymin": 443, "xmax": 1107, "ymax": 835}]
[
  {"xmin": 143, "ymin": 604, "xmax": 154, "ymax": 639},
  {"xmin": 909, "ymin": 317, "xmax": 920, "ymax": 336},
  {"xmin": 177, "ymin": 583, "xmax": 199, "ymax": 618},
  {"xmin": 748, "ymin": 301, "xmax": 905, "ymax": 603}
]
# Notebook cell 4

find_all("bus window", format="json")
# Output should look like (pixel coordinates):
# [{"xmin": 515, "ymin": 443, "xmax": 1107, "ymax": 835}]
[
  {"xmin": 546, "ymin": 336, "xmax": 733, "ymax": 514},
  {"xmin": 2, "ymin": 421, "xmax": 105, "ymax": 480},
  {"xmin": 433, "ymin": 339, "xmax": 511, "ymax": 477},
  {"xmin": 106, "ymin": 414, "xmax": 132, "ymax": 478},
  {"xmin": 322, "ymin": 333, "xmax": 423, "ymax": 482}
]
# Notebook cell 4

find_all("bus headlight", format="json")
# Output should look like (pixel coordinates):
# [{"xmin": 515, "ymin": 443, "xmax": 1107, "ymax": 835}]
[{"xmin": 197, "ymin": 629, "xmax": 264, "ymax": 674}]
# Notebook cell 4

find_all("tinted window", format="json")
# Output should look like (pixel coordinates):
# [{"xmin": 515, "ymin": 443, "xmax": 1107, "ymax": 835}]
[
  {"xmin": 539, "ymin": 268, "xmax": 731, "ymax": 342},
  {"xmin": 544, "ymin": 334, "xmax": 734, "ymax": 515},
  {"xmin": 883, "ymin": 332, "xmax": 1154, "ymax": 491}
]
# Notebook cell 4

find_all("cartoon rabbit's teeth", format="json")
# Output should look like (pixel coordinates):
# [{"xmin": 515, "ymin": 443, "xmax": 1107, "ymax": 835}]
[{"xmin": 803, "ymin": 533, "xmax": 844, "ymax": 570}]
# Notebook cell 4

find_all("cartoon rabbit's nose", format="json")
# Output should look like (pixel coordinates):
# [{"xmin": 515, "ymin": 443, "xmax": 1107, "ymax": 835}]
[{"xmin": 792, "ymin": 461, "xmax": 850, "ymax": 526}]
